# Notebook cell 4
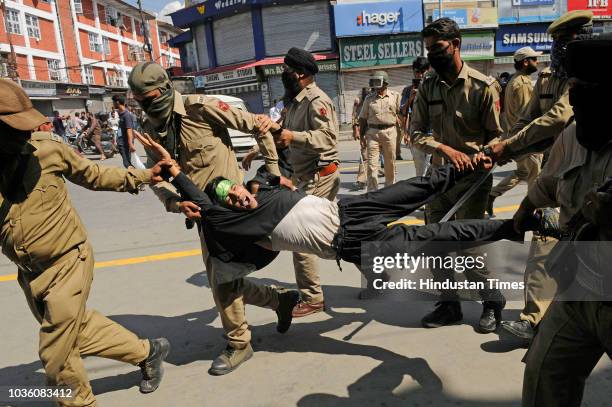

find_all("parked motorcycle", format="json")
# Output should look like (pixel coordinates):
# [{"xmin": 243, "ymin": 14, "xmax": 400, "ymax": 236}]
[{"xmin": 73, "ymin": 129, "xmax": 116, "ymax": 159}]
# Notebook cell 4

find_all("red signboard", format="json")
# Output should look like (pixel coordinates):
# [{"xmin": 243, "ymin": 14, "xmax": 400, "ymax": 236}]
[{"xmin": 568, "ymin": 0, "xmax": 612, "ymax": 19}]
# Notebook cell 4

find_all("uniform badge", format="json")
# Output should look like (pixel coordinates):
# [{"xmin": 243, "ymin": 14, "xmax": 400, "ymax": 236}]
[
  {"xmin": 218, "ymin": 101, "xmax": 230, "ymax": 112},
  {"xmin": 319, "ymin": 107, "xmax": 327, "ymax": 117},
  {"xmin": 495, "ymin": 99, "xmax": 501, "ymax": 113}
]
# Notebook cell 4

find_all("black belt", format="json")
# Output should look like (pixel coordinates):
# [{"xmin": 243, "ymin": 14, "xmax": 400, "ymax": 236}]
[{"xmin": 369, "ymin": 123, "xmax": 395, "ymax": 130}]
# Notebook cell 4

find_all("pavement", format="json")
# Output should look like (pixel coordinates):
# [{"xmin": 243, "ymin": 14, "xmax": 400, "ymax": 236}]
[{"xmin": 0, "ymin": 140, "xmax": 610, "ymax": 407}]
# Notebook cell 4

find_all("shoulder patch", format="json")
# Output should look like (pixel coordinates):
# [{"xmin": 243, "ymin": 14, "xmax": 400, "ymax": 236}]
[
  {"xmin": 467, "ymin": 68, "xmax": 495, "ymax": 86},
  {"xmin": 217, "ymin": 100, "xmax": 230, "ymax": 112},
  {"xmin": 319, "ymin": 107, "xmax": 328, "ymax": 118}
]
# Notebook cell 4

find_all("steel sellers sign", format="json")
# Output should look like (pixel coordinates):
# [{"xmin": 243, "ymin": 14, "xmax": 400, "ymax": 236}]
[
  {"xmin": 333, "ymin": 1, "xmax": 423, "ymax": 37},
  {"xmin": 495, "ymin": 24, "xmax": 553, "ymax": 54},
  {"xmin": 339, "ymin": 34, "xmax": 423, "ymax": 69}
]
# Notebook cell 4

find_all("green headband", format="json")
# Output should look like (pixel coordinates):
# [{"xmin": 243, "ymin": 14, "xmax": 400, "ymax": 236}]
[{"xmin": 215, "ymin": 179, "xmax": 236, "ymax": 202}]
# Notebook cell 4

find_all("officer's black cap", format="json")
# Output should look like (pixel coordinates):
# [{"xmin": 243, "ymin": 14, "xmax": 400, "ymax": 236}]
[
  {"xmin": 284, "ymin": 48, "xmax": 319, "ymax": 76},
  {"xmin": 566, "ymin": 34, "xmax": 612, "ymax": 84}
]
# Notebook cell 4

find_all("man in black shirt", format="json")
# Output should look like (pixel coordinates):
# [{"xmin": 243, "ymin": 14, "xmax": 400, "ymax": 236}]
[{"xmin": 113, "ymin": 95, "xmax": 136, "ymax": 168}]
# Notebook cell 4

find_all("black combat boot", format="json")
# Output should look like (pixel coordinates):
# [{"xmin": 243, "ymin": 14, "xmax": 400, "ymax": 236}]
[
  {"xmin": 501, "ymin": 320, "xmax": 534, "ymax": 340},
  {"xmin": 421, "ymin": 301, "xmax": 463, "ymax": 328},
  {"xmin": 478, "ymin": 291, "xmax": 506, "ymax": 333},
  {"xmin": 139, "ymin": 338, "xmax": 171, "ymax": 393},
  {"xmin": 276, "ymin": 290, "xmax": 300, "ymax": 333}
]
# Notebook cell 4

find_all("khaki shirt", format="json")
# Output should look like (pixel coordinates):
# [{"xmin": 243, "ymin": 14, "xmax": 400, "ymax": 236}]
[
  {"xmin": 359, "ymin": 90, "xmax": 402, "ymax": 127},
  {"xmin": 503, "ymin": 72, "xmax": 534, "ymax": 135},
  {"xmin": 0, "ymin": 132, "xmax": 150, "ymax": 269},
  {"xmin": 505, "ymin": 68, "xmax": 572, "ymax": 156},
  {"xmin": 145, "ymin": 92, "xmax": 280, "ymax": 213},
  {"xmin": 283, "ymin": 82, "xmax": 340, "ymax": 178},
  {"xmin": 410, "ymin": 62, "xmax": 503, "ymax": 166},
  {"xmin": 529, "ymin": 122, "xmax": 612, "ymax": 231}
]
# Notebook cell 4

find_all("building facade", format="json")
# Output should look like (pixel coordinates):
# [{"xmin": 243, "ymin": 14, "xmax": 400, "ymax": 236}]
[
  {"xmin": 170, "ymin": 0, "xmax": 338, "ymax": 115},
  {"xmin": 1, "ymin": 0, "xmax": 182, "ymax": 115}
]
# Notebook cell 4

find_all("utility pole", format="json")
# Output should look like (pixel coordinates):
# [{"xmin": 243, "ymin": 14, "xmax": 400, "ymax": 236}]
[
  {"xmin": 0, "ymin": 0, "xmax": 20, "ymax": 83},
  {"xmin": 136, "ymin": 0, "xmax": 154, "ymax": 61}
]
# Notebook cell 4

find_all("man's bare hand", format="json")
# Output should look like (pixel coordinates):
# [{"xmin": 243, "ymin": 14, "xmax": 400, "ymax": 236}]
[
  {"xmin": 255, "ymin": 114, "xmax": 281, "ymax": 135},
  {"xmin": 242, "ymin": 149, "xmax": 258, "ymax": 171},
  {"xmin": 472, "ymin": 152, "xmax": 493, "ymax": 170},
  {"xmin": 403, "ymin": 131, "xmax": 411, "ymax": 146},
  {"xmin": 438, "ymin": 145, "xmax": 474, "ymax": 171},
  {"xmin": 149, "ymin": 161, "xmax": 167, "ymax": 184},
  {"xmin": 275, "ymin": 129, "xmax": 294, "ymax": 148},
  {"xmin": 134, "ymin": 131, "xmax": 172, "ymax": 161},
  {"xmin": 179, "ymin": 201, "xmax": 202, "ymax": 220},
  {"xmin": 279, "ymin": 176, "xmax": 297, "ymax": 191},
  {"xmin": 489, "ymin": 141, "xmax": 508, "ymax": 162}
]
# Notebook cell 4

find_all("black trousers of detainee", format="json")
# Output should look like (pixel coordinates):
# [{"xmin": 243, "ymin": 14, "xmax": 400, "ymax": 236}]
[{"xmin": 335, "ymin": 164, "xmax": 519, "ymax": 267}]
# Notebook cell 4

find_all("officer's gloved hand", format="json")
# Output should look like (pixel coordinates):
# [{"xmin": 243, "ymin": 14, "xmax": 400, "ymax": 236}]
[{"xmin": 581, "ymin": 189, "xmax": 612, "ymax": 228}]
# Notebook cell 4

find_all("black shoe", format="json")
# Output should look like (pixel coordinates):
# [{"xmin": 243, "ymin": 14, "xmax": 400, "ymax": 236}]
[
  {"xmin": 486, "ymin": 195, "xmax": 496, "ymax": 218},
  {"xmin": 478, "ymin": 297, "xmax": 506, "ymax": 334},
  {"xmin": 351, "ymin": 181, "xmax": 366, "ymax": 191},
  {"xmin": 421, "ymin": 301, "xmax": 463, "ymax": 328},
  {"xmin": 396, "ymin": 154, "xmax": 404, "ymax": 161},
  {"xmin": 209, "ymin": 344, "xmax": 253, "ymax": 376},
  {"xmin": 139, "ymin": 338, "xmax": 171, "ymax": 394},
  {"xmin": 276, "ymin": 290, "xmax": 300, "ymax": 333},
  {"xmin": 501, "ymin": 320, "xmax": 534, "ymax": 340}
]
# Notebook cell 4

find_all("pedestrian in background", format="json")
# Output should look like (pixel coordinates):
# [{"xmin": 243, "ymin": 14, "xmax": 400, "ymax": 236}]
[
  {"xmin": 52, "ymin": 110, "xmax": 66, "ymax": 141},
  {"xmin": 359, "ymin": 70, "xmax": 402, "ymax": 191},
  {"xmin": 112, "ymin": 95, "xmax": 135, "ymax": 168},
  {"xmin": 83, "ymin": 111, "xmax": 105, "ymax": 161},
  {"xmin": 488, "ymin": 46, "xmax": 543, "ymax": 217}
]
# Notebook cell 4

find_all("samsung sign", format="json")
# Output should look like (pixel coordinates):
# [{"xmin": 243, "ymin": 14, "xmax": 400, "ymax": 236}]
[
  {"xmin": 496, "ymin": 24, "xmax": 553, "ymax": 54},
  {"xmin": 334, "ymin": 0, "xmax": 423, "ymax": 37}
]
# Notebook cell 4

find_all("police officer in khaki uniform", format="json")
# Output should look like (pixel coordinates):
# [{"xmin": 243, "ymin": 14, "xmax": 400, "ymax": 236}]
[
  {"xmin": 0, "ymin": 79, "xmax": 170, "ymax": 406},
  {"xmin": 359, "ymin": 71, "xmax": 402, "ymax": 191},
  {"xmin": 513, "ymin": 37, "xmax": 612, "ymax": 406},
  {"xmin": 128, "ymin": 63, "xmax": 299, "ymax": 375},
  {"xmin": 257, "ymin": 48, "xmax": 340, "ymax": 317},
  {"xmin": 487, "ymin": 46, "xmax": 543, "ymax": 216},
  {"xmin": 410, "ymin": 18, "xmax": 505, "ymax": 332},
  {"xmin": 491, "ymin": 10, "xmax": 595, "ymax": 341}
]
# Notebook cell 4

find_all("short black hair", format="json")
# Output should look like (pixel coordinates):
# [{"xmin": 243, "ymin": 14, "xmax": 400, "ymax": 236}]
[
  {"xmin": 422, "ymin": 17, "xmax": 461, "ymax": 43},
  {"xmin": 112, "ymin": 95, "xmax": 126, "ymax": 105},
  {"xmin": 412, "ymin": 56, "xmax": 430, "ymax": 72},
  {"xmin": 514, "ymin": 60, "xmax": 525, "ymax": 71},
  {"xmin": 53, "ymin": 110, "xmax": 60, "ymax": 116}
]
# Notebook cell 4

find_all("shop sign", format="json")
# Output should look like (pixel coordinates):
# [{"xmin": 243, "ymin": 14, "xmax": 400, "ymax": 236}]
[
  {"xmin": 56, "ymin": 83, "xmax": 89, "ymax": 98},
  {"xmin": 499, "ymin": 0, "xmax": 564, "ymax": 23},
  {"xmin": 568, "ymin": 0, "xmax": 612, "ymax": 19},
  {"xmin": 424, "ymin": 1, "xmax": 498, "ymax": 29},
  {"xmin": 21, "ymin": 80, "xmax": 57, "ymax": 97},
  {"xmin": 495, "ymin": 24, "xmax": 553, "ymax": 54},
  {"xmin": 333, "ymin": 0, "xmax": 423, "ymax": 37},
  {"xmin": 461, "ymin": 32, "xmax": 495, "ymax": 61},
  {"xmin": 339, "ymin": 34, "xmax": 422, "ymax": 69},
  {"xmin": 261, "ymin": 60, "xmax": 338, "ymax": 76},
  {"xmin": 205, "ymin": 66, "xmax": 257, "ymax": 85}
]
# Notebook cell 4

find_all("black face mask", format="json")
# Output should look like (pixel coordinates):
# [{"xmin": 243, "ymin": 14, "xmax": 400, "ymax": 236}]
[
  {"xmin": 569, "ymin": 86, "xmax": 612, "ymax": 151},
  {"xmin": 282, "ymin": 71, "xmax": 302, "ymax": 100},
  {"xmin": 428, "ymin": 44, "xmax": 455, "ymax": 74},
  {"xmin": 0, "ymin": 124, "xmax": 30, "ymax": 156}
]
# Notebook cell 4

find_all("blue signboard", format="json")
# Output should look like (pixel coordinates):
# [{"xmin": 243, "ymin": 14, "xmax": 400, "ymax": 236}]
[
  {"xmin": 432, "ymin": 8, "xmax": 468, "ymax": 26},
  {"xmin": 498, "ymin": 0, "xmax": 563, "ymax": 24},
  {"xmin": 495, "ymin": 23, "xmax": 553, "ymax": 54},
  {"xmin": 333, "ymin": 0, "xmax": 423, "ymax": 37}
]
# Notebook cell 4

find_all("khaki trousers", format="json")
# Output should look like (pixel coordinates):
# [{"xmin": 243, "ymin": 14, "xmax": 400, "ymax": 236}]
[
  {"xmin": 426, "ymin": 170, "xmax": 493, "ymax": 300},
  {"xmin": 519, "ymin": 236, "xmax": 558, "ymax": 326},
  {"xmin": 356, "ymin": 142, "xmax": 368, "ymax": 185},
  {"xmin": 293, "ymin": 171, "xmax": 340, "ymax": 303},
  {"xmin": 366, "ymin": 127, "xmax": 396, "ymax": 191},
  {"xmin": 18, "ymin": 243, "xmax": 149, "ymax": 407},
  {"xmin": 522, "ymin": 297, "xmax": 612, "ymax": 407},
  {"xmin": 490, "ymin": 153, "xmax": 542, "ymax": 197},
  {"xmin": 198, "ymin": 231, "xmax": 279, "ymax": 350}
]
